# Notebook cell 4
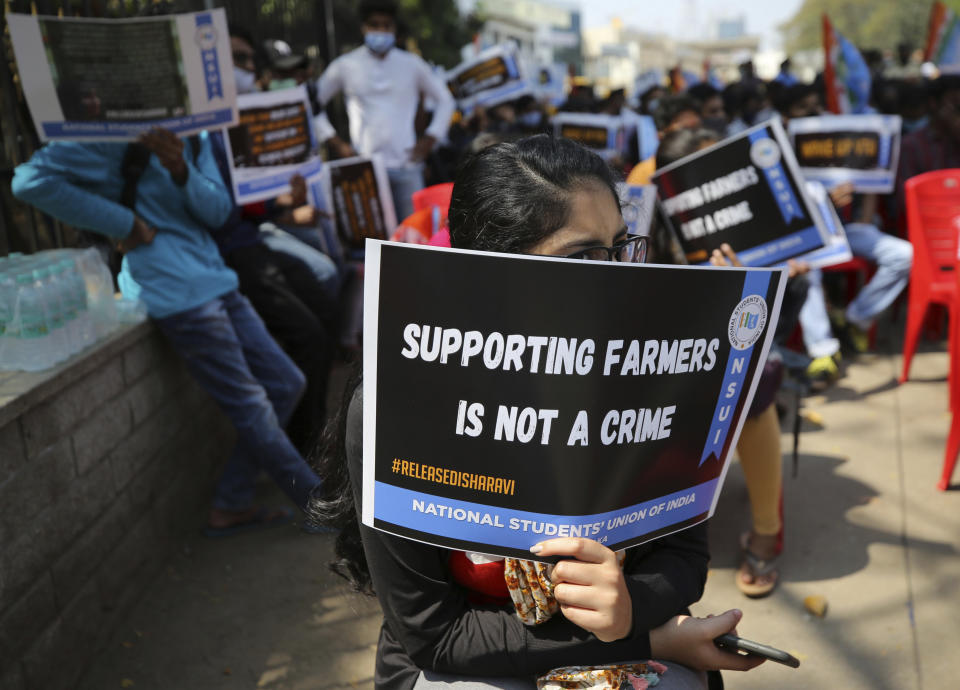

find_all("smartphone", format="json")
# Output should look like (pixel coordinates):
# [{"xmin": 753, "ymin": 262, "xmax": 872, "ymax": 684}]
[{"xmin": 714, "ymin": 633, "xmax": 801, "ymax": 668}]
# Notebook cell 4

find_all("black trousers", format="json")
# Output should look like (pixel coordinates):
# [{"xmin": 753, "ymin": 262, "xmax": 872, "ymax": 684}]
[{"xmin": 225, "ymin": 243, "xmax": 337, "ymax": 452}]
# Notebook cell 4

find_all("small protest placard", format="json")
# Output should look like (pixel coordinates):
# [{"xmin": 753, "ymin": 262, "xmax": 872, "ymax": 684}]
[
  {"xmin": 362, "ymin": 241, "xmax": 786, "ymax": 558},
  {"xmin": 553, "ymin": 112, "xmax": 625, "ymax": 162},
  {"xmin": 654, "ymin": 118, "xmax": 828, "ymax": 267},
  {"xmin": 788, "ymin": 114, "xmax": 902, "ymax": 193},
  {"xmin": 446, "ymin": 45, "xmax": 533, "ymax": 113},
  {"xmin": 535, "ymin": 63, "xmax": 567, "ymax": 106},
  {"xmin": 618, "ymin": 184, "xmax": 658, "ymax": 237},
  {"xmin": 223, "ymin": 86, "xmax": 323, "ymax": 205},
  {"xmin": 322, "ymin": 156, "xmax": 396, "ymax": 249},
  {"xmin": 8, "ymin": 9, "xmax": 237, "ymax": 141}
]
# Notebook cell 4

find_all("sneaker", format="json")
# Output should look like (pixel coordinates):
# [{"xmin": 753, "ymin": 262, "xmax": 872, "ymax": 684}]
[
  {"xmin": 842, "ymin": 321, "xmax": 870, "ymax": 354},
  {"xmin": 806, "ymin": 355, "xmax": 839, "ymax": 390},
  {"xmin": 829, "ymin": 308, "xmax": 870, "ymax": 354}
]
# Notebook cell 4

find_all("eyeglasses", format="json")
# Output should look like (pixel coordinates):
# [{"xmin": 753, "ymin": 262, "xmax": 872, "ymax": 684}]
[{"xmin": 565, "ymin": 234, "xmax": 648, "ymax": 263}]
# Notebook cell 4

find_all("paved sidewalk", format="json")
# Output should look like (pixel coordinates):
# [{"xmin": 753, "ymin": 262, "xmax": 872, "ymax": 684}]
[{"xmin": 78, "ymin": 348, "xmax": 960, "ymax": 690}]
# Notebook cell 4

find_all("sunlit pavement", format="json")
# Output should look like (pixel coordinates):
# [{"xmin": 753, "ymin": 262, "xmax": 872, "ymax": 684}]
[
  {"xmin": 700, "ymin": 345, "xmax": 959, "ymax": 690},
  {"xmin": 78, "ymin": 345, "xmax": 959, "ymax": 690}
]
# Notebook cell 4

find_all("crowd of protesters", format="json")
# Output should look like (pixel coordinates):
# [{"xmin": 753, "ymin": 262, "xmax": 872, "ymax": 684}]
[{"xmin": 8, "ymin": 0, "xmax": 960, "ymax": 686}]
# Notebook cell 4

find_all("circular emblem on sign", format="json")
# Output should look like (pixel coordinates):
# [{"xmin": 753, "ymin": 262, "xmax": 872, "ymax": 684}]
[
  {"xmin": 728, "ymin": 294, "xmax": 768, "ymax": 350},
  {"xmin": 195, "ymin": 25, "xmax": 218, "ymax": 51},
  {"xmin": 749, "ymin": 138, "xmax": 781, "ymax": 169}
]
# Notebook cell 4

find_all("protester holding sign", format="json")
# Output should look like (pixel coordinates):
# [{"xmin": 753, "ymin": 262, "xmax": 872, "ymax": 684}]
[
  {"xmin": 653, "ymin": 127, "xmax": 806, "ymax": 598},
  {"xmin": 11, "ymin": 128, "xmax": 324, "ymax": 535},
  {"xmin": 313, "ymin": 0, "xmax": 455, "ymax": 220},
  {"xmin": 7, "ymin": 9, "xmax": 238, "ymax": 141},
  {"xmin": 653, "ymin": 117, "xmax": 828, "ymax": 268},
  {"xmin": 310, "ymin": 136, "xmax": 771, "ymax": 689},
  {"xmin": 777, "ymin": 86, "xmax": 912, "ymax": 383}
]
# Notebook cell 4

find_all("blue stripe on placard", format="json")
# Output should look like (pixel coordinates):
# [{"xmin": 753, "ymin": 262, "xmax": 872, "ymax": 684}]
[
  {"xmin": 195, "ymin": 13, "xmax": 224, "ymax": 100},
  {"xmin": 731, "ymin": 225, "xmax": 822, "ymax": 267},
  {"xmin": 878, "ymin": 131, "xmax": 892, "ymax": 168},
  {"xmin": 42, "ymin": 108, "xmax": 235, "ymax": 138},
  {"xmin": 773, "ymin": 240, "xmax": 850, "ymax": 269},
  {"xmin": 748, "ymin": 128, "xmax": 805, "ymax": 223},
  {"xmin": 236, "ymin": 158, "xmax": 324, "ymax": 196},
  {"xmin": 699, "ymin": 270, "xmax": 771, "ymax": 466},
  {"xmin": 373, "ymin": 478, "xmax": 719, "ymax": 550},
  {"xmin": 800, "ymin": 170, "xmax": 895, "ymax": 193},
  {"xmin": 505, "ymin": 55, "xmax": 520, "ymax": 79}
]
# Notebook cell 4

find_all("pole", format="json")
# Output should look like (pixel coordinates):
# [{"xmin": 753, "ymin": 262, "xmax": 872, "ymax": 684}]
[{"xmin": 324, "ymin": 0, "xmax": 337, "ymax": 64}]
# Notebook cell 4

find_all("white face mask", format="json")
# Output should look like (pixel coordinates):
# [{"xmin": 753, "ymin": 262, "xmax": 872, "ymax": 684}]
[
  {"xmin": 234, "ymin": 67, "xmax": 259, "ymax": 94},
  {"xmin": 364, "ymin": 31, "xmax": 395, "ymax": 55}
]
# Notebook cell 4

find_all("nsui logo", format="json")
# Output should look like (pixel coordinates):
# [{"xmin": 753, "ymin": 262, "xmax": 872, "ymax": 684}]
[
  {"xmin": 195, "ymin": 25, "xmax": 218, "ymax": 50},
  {"xmin": 728, "ymin": 294, "xmax": 767, "ymax": 351}
]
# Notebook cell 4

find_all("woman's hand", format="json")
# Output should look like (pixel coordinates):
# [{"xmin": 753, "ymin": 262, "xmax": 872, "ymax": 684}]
[
  {"xmin": 786, "ymin": 259, "xmax": 810, "ymax": 278},
  {"xmin": 708, "ymin": 243, "xmax": 742, "ymax": 267},
  {"xmin": 649, "ymin": 610, "xmax": 766, "ymax": 672},
  {"xmin": 829, "ymin": 182, "xmax": 854, "ymax": 209},
  {"xmin": 530, "ymin": 538, "xmax": 632, "ymax": 642}
]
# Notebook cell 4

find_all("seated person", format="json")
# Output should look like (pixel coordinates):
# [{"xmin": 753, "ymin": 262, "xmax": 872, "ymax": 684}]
[
  {"xmin": 309, "ymin": 136, "xmax": 766, "ymax": 688},
  {"xmin": 778, "ymin": 84, "xmax": 912, "ymax": 383},
  {"xmin": 12, "ymin": 128, "xmax": 323, "ymax": 535}
]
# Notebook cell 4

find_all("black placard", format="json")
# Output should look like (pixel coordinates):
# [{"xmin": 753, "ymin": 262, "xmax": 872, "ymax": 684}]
[
  {"xmin": 793, "ymin": 131, "xmax": 881, "ymax": 169},
  {"xmin": 329, "ymin": 159, "xmax": 388, "ymax": 247},
  {"xmin": 654, "ymin": 119, "xmax": 827, "ymax": 267},
  {"xmin": 362, "ymin": 242, "xmax": 786, "ymax": 558},
  {"xmin": 787, "ymin": 114, "xmax": 902, "ymax": 193}
]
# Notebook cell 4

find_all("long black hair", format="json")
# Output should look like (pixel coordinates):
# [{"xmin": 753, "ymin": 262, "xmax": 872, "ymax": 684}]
[{"xmin": 307, "ymin": 135, "xmax": 621, "ymax": 593}]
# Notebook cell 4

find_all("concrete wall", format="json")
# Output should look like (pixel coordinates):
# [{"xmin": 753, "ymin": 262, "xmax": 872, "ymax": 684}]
[{"xmin": 0, "ymin": 322, "xmax": 233, "ymax": 689}]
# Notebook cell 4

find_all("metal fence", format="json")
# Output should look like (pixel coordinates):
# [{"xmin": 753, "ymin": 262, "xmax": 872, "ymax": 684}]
[{"xmin": 0, "ymin": 0, "xmax": 347, "ymax": 256}]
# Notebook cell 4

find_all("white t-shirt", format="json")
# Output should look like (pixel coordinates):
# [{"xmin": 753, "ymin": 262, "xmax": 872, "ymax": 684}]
[{"xmin": 315, "ymin": 46, "xmax": 456, "ymax": 170}]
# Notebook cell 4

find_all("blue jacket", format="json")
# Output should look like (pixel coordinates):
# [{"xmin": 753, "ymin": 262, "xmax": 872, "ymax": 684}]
[{"xmin": 12, "ymin": 132, "xmax": 238, "ymax": 318}]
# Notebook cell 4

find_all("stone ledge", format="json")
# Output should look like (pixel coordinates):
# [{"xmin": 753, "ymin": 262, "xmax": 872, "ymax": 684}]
[{"xmin": 0, "ymin": 321, "xmax": 154, "ymax": 430}]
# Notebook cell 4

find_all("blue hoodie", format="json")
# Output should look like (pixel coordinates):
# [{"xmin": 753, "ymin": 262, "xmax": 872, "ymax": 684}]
[{"xmin": 12, "ymin": 132, "xmax": 238, "ymax": 318}]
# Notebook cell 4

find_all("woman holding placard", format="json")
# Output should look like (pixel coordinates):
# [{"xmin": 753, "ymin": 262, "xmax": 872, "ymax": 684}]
[{"xmin": 309, "ymin": 136, "xmax": 765, "ymax": 689}]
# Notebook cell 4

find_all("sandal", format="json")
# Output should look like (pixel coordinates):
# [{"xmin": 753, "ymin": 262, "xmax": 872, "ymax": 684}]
[{"xmin": 736, "ymin": 531, "xmax": 781, "ymax": 598}]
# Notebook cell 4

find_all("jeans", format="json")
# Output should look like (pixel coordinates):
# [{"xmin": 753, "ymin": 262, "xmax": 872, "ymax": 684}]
[
  {"xmin": 225, "ymin": 244, "xmax": 336, "ymax": 451},
  {"xmin": 799, "ymin": 223, "xmax": 913, "ymax": 357},
  {"xmin": 388, "ymin": 164, "xmax": 425, "ymax": 222},
  {"xmin": 257, "ymin": 222, "xmax": 342, "ymax": 299},
  {"xmin": 155, "ymin": 290, "xmax": 321, "ymax": 511}
]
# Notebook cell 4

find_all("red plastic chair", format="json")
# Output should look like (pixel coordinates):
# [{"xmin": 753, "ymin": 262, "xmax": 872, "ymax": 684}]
[
  {"xmin": 900, "ymin": 169, "xmax": 960, "ymax": 384},
  {"xmin": 389, "ymin": 205, "xmax": 447, "ymax": 245},
  {"xmin": 412, "ymin": 182, "xmax": 454, "ymax": 214},
  {"xmin": 940, "ymin": 303, "xmax": 960, "ymax": 489}
]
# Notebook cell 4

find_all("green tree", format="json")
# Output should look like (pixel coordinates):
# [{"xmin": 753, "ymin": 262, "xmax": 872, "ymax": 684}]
[
  {"xmin": 398, "ymin": 0, "xmax": 480, "ymax": 68},
  {"xmin": 779, "ymin": 0, "xmax": 960, "ymax": 54},
  {"xmin": 250, "ymin": 0, "xmax": 474, "ymax": 68}
]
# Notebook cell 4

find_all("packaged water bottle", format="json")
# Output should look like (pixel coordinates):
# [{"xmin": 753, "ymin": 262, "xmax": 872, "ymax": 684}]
[
  {"xmin": 16, "ymin": 271, "xmax": 51, "ymax": 371},
  {"xmin": 49, "ymin": 262, "xmax": 79, "ymax": 356},
  {"xmin": 37, "ymin": 266, "xmax": 69, "ymax": 364},
  {"xmin": 0, "ymin": 270, "xmax": 17, "ymax": 369},
  {"xmin": 61, "ymin": 258, "xmax": 94, "ymax": 349}
]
